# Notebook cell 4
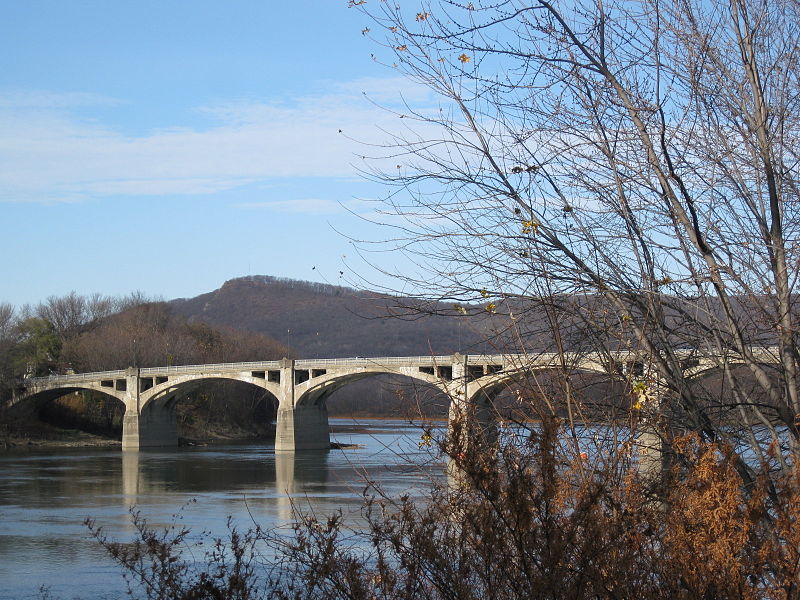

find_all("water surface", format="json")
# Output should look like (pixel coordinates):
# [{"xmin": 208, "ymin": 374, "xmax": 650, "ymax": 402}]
[{"xmin": 0, "ymin": 419, "xmax": 438, "ymax": 600}]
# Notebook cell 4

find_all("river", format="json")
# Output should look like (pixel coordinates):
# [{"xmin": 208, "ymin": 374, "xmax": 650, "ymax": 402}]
[{"xmin": 0, "ymin": 419, "xmax": 440, "ymax": 600}]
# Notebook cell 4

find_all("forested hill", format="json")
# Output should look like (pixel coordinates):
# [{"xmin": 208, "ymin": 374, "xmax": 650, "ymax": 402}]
[{"xmin": 169, "ymin": 276, "xmax": 491, "ymax": 358}]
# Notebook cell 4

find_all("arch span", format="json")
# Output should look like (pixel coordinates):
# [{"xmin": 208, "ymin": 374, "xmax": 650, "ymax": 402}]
[
  {"xmin": 463, "ymin": 365, "xmax": 632, "ymax": 425},
  {"xmin": 8, "ymin": 385, "xmax": 127, "ymax": 440},
  {"xmin": 139, "ymin": 374, "xmax": 280, "ymax": 412},
  {"xmin": 13, "ymin": 381, "xmax": 128, "ymax": 408},
  {"xmin": 293, "ymin": 367, "xmax": 446, "ymax": 408},
  {"xmin": 129, "ymin": 375, "xmax": 281, "ymax": 449}
]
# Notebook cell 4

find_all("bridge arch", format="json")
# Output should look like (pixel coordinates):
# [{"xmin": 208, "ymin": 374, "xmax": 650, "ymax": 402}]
[
  {"xmin": 464, "ymin": 361, "xmax": 611, "ymax": 400},
  {"xmin": 459, "ymin": 362, "xmax": 636, "ymax": 431},
  {"xmin": 8, "ymin": 385, "xmax": 128, "ymax": 440},
  {"xmin": 679, "ymin": 360, "xmax": 786, "ymax": 426},
  {"xmin": 13, "ymin": 382, "xmax": 128, "ymax": 408},
  {"xmin": 139, "ymin": 374, "xmax": 280, "ymax": 412},
  {"xmin": 126, "ymin": 374, "xmax": 282, "ymax": 449},
  {"xmin": 293, "ymin": 367, "xmax": 446, "ymax": 408}
]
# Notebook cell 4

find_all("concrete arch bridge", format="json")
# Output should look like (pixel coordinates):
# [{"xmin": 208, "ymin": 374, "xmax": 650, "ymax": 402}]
[{"xmin": 12, "ymin": 349, "xmax": 779, "ymax": 451}]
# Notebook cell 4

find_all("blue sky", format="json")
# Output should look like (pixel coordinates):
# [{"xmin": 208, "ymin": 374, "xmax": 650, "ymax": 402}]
[{"xmin": 0, "ymin": 1, "xmax": 430, "ymax": 306}]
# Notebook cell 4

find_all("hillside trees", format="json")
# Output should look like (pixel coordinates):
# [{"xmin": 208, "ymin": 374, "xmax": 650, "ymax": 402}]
[
  {"xmin": 35, "ymin": 291, "xmax": 116, "ymax": 340},
  {"xmin": 0, "ymin": 294, "xmax": 289, "ymax": 438},
  {"xmin": 11, "ymin": 317, "xmax": 61, "ymax": 377},
  {"xmin": 61, "ymin": 301, "xmax": 289, "ymax": 371},
  {"xmin": 0, "ymin": 292, "xmax": 288, "ymax": 379},
  {"xmin": 347, "ymin": 0, "xmax": 800, "ymax": 484}
]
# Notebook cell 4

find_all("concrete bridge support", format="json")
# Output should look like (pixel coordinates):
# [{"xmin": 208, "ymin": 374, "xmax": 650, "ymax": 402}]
[
  {"xmin": 274, "ymin": 358, "xmax": 331, "ymax": 451},
  {"xmin": 635, "ymin": 377, "xmax": 667, "ymax": 482},
  {"xmin": 275, "ymin": 404, "xmax": 330, "ymax": 451},
  {"xmin": 21, "ymin": 351, "xmax": 717, "ymax": 460},
  {"xmin": 447, "ymin": 356, "xmax": 500, "ymax": 459},
  {"xmin": 120, "ymin": 367, "xmax": 179, "ymax": 450},
  {"xmin": 637, "ymin": 430, "xmax": 664, "ymax": 481},
  {"xmin": 121, "ymin": 398, "xmax": 179, "ymax": 450}
]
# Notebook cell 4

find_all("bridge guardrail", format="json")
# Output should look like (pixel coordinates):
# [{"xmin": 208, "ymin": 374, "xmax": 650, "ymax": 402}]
[
  {"xmin": 294, "ymin": 356, "xmax": 453, "ymax": 368},
  {"xmin": 22, "ymin": 348, "xmax": 781, "ymax": 387},
  {"xmin": 27, "ymin": 369, "xmax": 127, "ymax": 385},
  {"xmin": 139, "ymin": 361, "xmax": 283, "ymax": 375}
]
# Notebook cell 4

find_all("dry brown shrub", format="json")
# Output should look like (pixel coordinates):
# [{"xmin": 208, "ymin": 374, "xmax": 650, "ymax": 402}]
[
  {"xmin": 661, "ymin": 435, "xmax": 756, "ymax": 598},
  {"xmin": 88, "ymin": 419, "xmax": 800, "ymax": 600}
]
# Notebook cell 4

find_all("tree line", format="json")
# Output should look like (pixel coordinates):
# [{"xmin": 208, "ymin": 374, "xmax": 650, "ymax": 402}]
[{"xmin": 0, "ymin": 292, "xmax": 289, "ymax": 404}]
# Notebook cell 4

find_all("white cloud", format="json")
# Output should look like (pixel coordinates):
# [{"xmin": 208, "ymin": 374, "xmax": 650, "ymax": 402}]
[
  {"xmin": 237, "ymin": 197, "xmax": 378, "ymax": 216},
  {"xmin": 0, "ymin": 78, "xmax": 437, "ymax": 203},
  {"xmin": 0, "ymin": 89, "xmax": 122, "ymax": 110},
  {"xmin": 238, "ymin": 198, "xmax": 341, "ymax": 214}
]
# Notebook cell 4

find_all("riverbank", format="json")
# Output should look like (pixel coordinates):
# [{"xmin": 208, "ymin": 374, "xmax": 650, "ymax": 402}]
[
  {"xmin": 0, "ymin": 425, "xmax": 121, "ymax": 450},
  {"xmin": 0, "ymin": 414, "xmax": 425, "ymax": 451},
  {"xmin": 0, "ymin": 420, "xmax": 277, "ymax": 452}
]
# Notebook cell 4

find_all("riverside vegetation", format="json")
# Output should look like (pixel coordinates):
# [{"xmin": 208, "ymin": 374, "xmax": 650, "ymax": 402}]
[{"xmin": 0, "ymin": 293, "xmax": 287, "ymax": 447}]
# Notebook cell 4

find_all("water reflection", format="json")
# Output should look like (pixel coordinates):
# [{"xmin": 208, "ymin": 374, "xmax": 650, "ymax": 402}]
[
  {"xmin": 275, "ymin": 451, "xmax": 329, "ymax": 521},
  {"xmin": 122, "ymin": 450, "xmax": 140, "ymax": 499},
  {"xmin": 0, "ymin": 420, "xmax": 434, "ymax": 600}
]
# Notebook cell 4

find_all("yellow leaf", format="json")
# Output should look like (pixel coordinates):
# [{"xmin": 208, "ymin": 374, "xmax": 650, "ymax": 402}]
[
  {"xmin": 416, "ymin": 12, "xmax": 430, "ymax": 21},
  {"xmin": 458, "ymin": 53, "xmax": 470, "ymax": 63},
  {"xmin": 521, "ymin": 219, "xmax": 540, "ymax": 234}
]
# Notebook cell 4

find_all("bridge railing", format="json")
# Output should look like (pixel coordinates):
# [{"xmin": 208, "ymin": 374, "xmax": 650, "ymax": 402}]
[
  {"xmin": 295, "ymin": 354, "xmax": 568, "ymax": 368},
  {"xmin": 23, "ymin": 356, "xmax": 513, "ymax": 385},
  {"xmin": 27, "ymin": 369, "xmax": 127, "ymax": 385},
  {"xmin": 139, "ymin": 360, "xmax": 283, "ymax": 375},
  {"xmin": 295, "ymin": 356, "xmax": 455, "ymax": 368}
]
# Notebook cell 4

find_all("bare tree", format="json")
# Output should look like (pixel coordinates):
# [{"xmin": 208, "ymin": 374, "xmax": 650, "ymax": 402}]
[
  {"xmin": 36, "ymin": 292, "xmax": 89, "ymax": 339},
  {"xmin": 86, "ymin": 292, "xmax": 116, "ymax": 323},
  {"xmin": 0, "ymin": 303, "xmax": 16, "ymax": 402},
  {"xmin": 350, "ymin": 0, "xmax": 800, "ymax": 482},
  {"xmin": 0, "ymin": 303, "xmax": 14, "ymax": 341}
]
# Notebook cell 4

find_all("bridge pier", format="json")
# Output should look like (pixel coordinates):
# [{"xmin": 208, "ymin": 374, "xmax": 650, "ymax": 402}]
[
  {"xmin": 274, "ymin": 358, "xmax": 332, "ymax": 452},
  {"xmin": 447, "ymin": 355, "xmax": 500, "ymax": 460},
  {"xmin": 635, "ymin": 377, "xmax": 667, "ymax": 482},
  {"xmin": 275, "ymin": 404, "xmax": 330, "ymax": 451},
  {"xmin": 637, "ymin": 429, "xmax": 665, "ymax": 481},
  {"xmin": 121, "ymin": 395, "xmax": 179, "ymax": 450}
]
